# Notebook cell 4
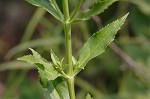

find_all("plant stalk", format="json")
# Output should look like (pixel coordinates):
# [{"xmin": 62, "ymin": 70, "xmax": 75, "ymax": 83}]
[
  {"xmin": 67, "ymin": 77, "xmax": 75, "ymax": 99},
  {"xmin": 64, "ymin": 24, "xmax": 73, "ymax": 75},
  {"xmin": 63, "ymin": 0, "xmax": 75, "ymax": 99},
  {"xmin": 63, "ymin": 0, "xmax": 70, "ymax": 22}
]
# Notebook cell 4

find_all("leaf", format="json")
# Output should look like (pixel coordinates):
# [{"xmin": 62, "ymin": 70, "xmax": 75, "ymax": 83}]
[
  {"xmin": 86, "ymin": 93, "xmax": 93, "ymax": 99},
  {"xmin": 74, "ymin": 13, "xmax": 128, "ymax": 75},
  {"xmin": 18, "ymin": 55, "xmax": 38, "ymax": 64},
  {"xmin": 51, "ymin": 50, "xmax": 60, "ymax": 66},
  {"xmin": 52, "ymin": 77, "xmax": 70, "ymax": 99},
  {"xmin": 42, "ymin": 77, "xmax": 69, "ymax": 99},
  {"xmin": 26, "ymin": 0, "xmax": 63, "ymax": 21},
  {"xmin": 18, "ymin": 49, "xmax": 61, "ymax": 80},
  {"xmin": 73, "ymin": 0, "xmax": 117, "ymax": 22}
]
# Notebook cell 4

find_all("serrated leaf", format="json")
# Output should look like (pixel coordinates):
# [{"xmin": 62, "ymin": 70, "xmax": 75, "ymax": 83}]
[
  {"xmin": 43, "ymin": 77, "xmax": 69, "ymax": 99},
  {"xmin": 51, "ymin": 50, "xmax": 60, "ymax": 66},
  {"xmin": 73, "ymin": 0, "xmax": 117, "ymax": 22},
  {"xmin": 86, "ymin": 93, "xmax": 93, "ymax": 99},
  {"xmin": 17, "ymin": 55, "xmax": 38, "ymax": 64},
  {"xmin": 26, "ymin": 0, "xmax": 63, "ymax": 21},
  {"xmin": 74, "ymin": 13, "xmax": 128, "ymax": 75},
  {"xmin": 18, "ymin": 49, "xmax": 61, "ymax": 80}
]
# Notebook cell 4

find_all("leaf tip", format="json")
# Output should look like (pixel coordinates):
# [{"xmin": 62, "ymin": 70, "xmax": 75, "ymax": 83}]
[
  {"xmin": 122, "ymin": 13, "xmax": 129, "ymax": 21},
  {"xmin": 17, "ymin": 57, "xmax": 21, "ymax": 61},
  {"xmin": 29, "ymin": 48, "xmax": 33, "ymax": 51},
  {"xmin": 86, "ymin": 93, "xmax": 93, "ymax": 99},
  {"xmin": 29, "ymin": 48, "xmax": 37, "ymax": 55}
]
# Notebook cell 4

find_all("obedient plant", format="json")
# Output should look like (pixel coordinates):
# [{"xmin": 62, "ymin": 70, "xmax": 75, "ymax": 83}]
[{"xmin": 18, "ymin": 0, "xmax": 128, "ymax": 99}]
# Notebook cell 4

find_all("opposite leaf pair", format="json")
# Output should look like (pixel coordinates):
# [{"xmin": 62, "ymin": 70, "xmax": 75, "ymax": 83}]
[
  {"xmin": 18, "ymin": 0, "xmax": 128, "ymax": 98},
  {"xmin": 18, "ymin": 13, "xmax": 128, "ymax": 80},
  {"xmin": 18, "ymin": 49, "xmax": 93, "ymax": 99},
  {"xmin": 17, "ymin": 13, "xmax": 128, "ymax": 99},
  {"xmin": 26, "ymin": 0, "xmax": 118, "ymax": 23}
]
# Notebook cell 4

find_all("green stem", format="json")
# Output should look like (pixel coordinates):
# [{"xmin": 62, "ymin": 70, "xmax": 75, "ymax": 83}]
[
  {"xmin": 62, "ymin": 0, "xmax": 75, "ymax": 99},
  {"xmin": 64, "ymin": 24, "xmax": 73, "ymax": 75},
  {"xmin": 64, "ymin": 23, "xmax": 75, "ymax": 99},
  {"xmin": 67, "ymin": 77, "xmax": 75, "ymax": 99},
  {"xmin": 70, "ymin": 0, "xmax": 83, "ymax": 22},
  {"xmin": 63, "ymin": 0, "xmax": 70, "ymax": 21}
]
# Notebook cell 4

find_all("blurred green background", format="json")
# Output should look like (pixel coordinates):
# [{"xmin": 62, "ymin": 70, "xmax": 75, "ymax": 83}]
[{"xmin": 0, "ymin": 0, "xmax": 150, "ymax": 99}]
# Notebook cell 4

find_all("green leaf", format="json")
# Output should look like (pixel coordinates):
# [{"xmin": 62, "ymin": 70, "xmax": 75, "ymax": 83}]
[
  {"xmin": 26, "ymin": 0, "xmax": 63, "ymax": 21},
  {"xmin": 52, "ymin": 77, "xmax": 70, "ymax": 99},
  {"xmin": 86, "ymin": 93, "xmax": 93, "ymax": 99},
  {"xmin": 74, "ymin": 13, "xmax": 128, "ymax": 75},
  {"xmin": 18, "ymin": 49, "xmax": 61, "ymax": 80},
  {"xmin": 18, "ymin": 55, "xmax": 38, "ymax": 64},
  {"xmin": 51, "ymin": 50, "xmax": 61, "ymax": 67},
  {"xmin": 74, "ymin": 0, "xmax": 117, "ymax": 22},
  {"xmin": 42, "ymin": 77, "xmax": 69, "ymax": 99}
]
